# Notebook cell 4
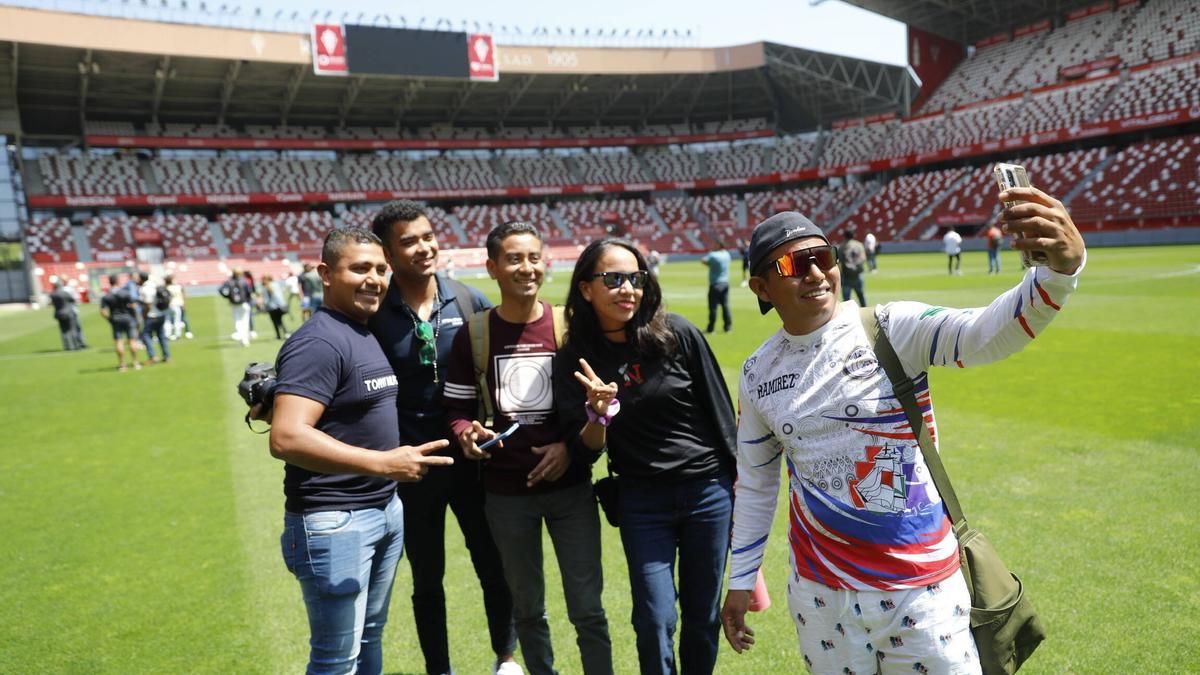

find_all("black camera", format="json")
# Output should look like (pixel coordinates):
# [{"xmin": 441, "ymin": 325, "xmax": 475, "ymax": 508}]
[{"xmin": 237, "ymin": 362, "xmax": 278, "ymax": 410}]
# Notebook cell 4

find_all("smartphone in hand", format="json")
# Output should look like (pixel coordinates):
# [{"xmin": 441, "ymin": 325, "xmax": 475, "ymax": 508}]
[
  {"xmin": 994, "ymin": 163, "xmax": 1048, "ymax": 268},
  {"xmin": 478, "ymin": 422, "xmax": 521, "ymax": 451}
]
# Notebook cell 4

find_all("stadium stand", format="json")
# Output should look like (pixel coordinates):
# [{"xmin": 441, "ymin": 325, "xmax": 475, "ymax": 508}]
[
  {"xmin": 501, "ymin": 153, "xmax": 577, "ymax": 187},
  {"xmin": 641, "ymin": 147, "xmax": 706, "ymax": 181},
  {"xmin": 25, "ymin": 217, "xmax": 76, "ymax": 262},
  {"xmin": 930, "ymin": 99, "xmax": 1024, "ymax": 150},
  {"xmin": 875, "ymin": 115, "xmax": 944, "ymax": 160},
  {"xmin": 1114, "ymin": 0, "xmax": 1200, "ymax": 65},
  {"xmin": 1097, "ymin": 58, "xmax": 1200, "ymax": 121},
  {"xmin": 571, "ymin": 149, "xmax": 654, "ymax": 184},
  {"xmin": 424, "ymin": 155, "xmax": 503, "ymax": 190},
  {"xmin": 702, "ymin": 144, "xmax": 765, "ymax": 179},
  {"xmin": 818, "ymin": 121, "xmax": 890, "ymax": 168},
  {"xmin": 247, "ymin": 157, "xmax": 343, "ymax": 193},
  {"xmin": 1070, "ymin": 133, "xmax": 1200, "ymax": 225},
  {"xmin": 453, "ymin": 202, "xmax": 554, "ymax": 247},
  {"xmin": 89, "ymin": 214, "xmax": 216, "ymax": 257},
  {"xmin": 85, "ymin": 216, "xmax": 136, "ymax": 259},
  {"xmin": 38, "ymin": 153, "xmax": 147, "ymax": 196},
  {"xmin": 217, "ymin": 211, "xmax": 335, "ymax": 253},
  {"xmin": 555, "ymin": 198, "xmax": 659, "ymax": 245},
  {"xmin": 652, "ymin": 196, "xmax": 694, "ymax": 229},
  {"xmin": 921, "ymin": 32, "xmax": 1049, "ymax": 112},
  {"xmin": 770, "ymin": 135, "xmax": 818, "ymax": 172},
  {"xmin": 150, "ymin": 156, "xmax": 250, "ymax": 195},
  {"xmin": 1003, "ymin": 76, "xmax": 1119, "ymax": 138},
  {"xmin": 146, "ymin": 123, "xmax": 240, "ymax": 138},
  {"xmin": 840, "ymin": 167, "xmax": 972, "ymax": 240},
  {"xmin": 1007, "ymin": 5, "xmax": 1135, "ymax": 92},
  {"xmin": 340, "ymin": 153, "xmax": 426, "ymax": 191}
]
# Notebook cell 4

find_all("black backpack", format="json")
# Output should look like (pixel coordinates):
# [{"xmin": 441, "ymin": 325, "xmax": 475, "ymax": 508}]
[
  {"xmin": 224, "ymin": 279, "xmax": 246, "ymax": 305},
  {"xmin": 154, "ymin": 285, "xmax": 172, "ymax": 311}
]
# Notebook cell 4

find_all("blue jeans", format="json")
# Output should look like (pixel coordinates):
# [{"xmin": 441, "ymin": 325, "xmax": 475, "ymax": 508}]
[
  {"xmin": 485, "ymin": 482, "xmax": 612, "ymax": 675},
  {"xmin": 141, "ymin": 315, "xmax": 170, "ymax": 360},
  {"xmin": 281, "ymin": 494, "xmax": 405, "ymax": 675},
  {"xmin": 988, "ymin": 248, "xmax": 1001, "ymax": 273},
  {"xmin": 618, "ymin": 474, "xmax": 733, "ymax": 675}
]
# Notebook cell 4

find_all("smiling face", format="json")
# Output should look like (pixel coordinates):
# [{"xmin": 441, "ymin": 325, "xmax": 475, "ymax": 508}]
[
  {"xmin": 749, "ymin": 235, "xmax": 841, "ymax": 335},
  {"xmin": 319, "ymin": 242, "xmax": 390, "ymax": 324},
  {"xmin": 486, "ymin": 232, "xmax": 544, "ymax": 302},
  {"xmin": 580, "ymin": 245, "xmax": 644, "ymax": 333},
  {"xmin": 381, "ymin": 215, "xmax": 438, "ymax": 284}
]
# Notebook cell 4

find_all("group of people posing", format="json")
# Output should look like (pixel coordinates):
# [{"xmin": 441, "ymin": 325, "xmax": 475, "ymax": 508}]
[{"xmin": 265, "ymin": 187, "xmax": 1085, "ymax": 674}]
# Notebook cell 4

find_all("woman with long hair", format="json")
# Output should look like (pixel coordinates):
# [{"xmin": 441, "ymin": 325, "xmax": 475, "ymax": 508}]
[{"xmin": 554, "ymin": 237, "xmax": 737, "ymax": 675}]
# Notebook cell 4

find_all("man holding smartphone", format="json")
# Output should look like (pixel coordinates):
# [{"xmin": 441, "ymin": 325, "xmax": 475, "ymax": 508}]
[
  {"xmin": 722, "ymin": 188, "xmax": 1085, "ymax": 674},
  {"xmin": 442, "ymin": 221, "xmax": 613, "ymax": 675}
]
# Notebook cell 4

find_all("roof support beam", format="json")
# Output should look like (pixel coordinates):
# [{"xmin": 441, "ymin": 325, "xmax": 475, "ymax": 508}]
[
  {"xmin": 216, "ymin": 60, "xmax": 242, "ymax": 125},
  {"xmin": 642, "ymin": 73, "xmax": 689, "ymax": 122},
  {"xmin": 498, "ymin": 75, "xmax": 536, "ymax": 123},
  {"xmin": 393, "ymin": 80, "xmax": 425, "ymax": 127},
  {"xmin": 549, "ymin": 75, "xmax": 592, "ymax": 120},
  {"xmin": 77, "ymin": 49, "xmax": 93, "ymax": 129},
  {"xmin": 279, "ymin": 64, "xmax": 306, "ymax": 126},
  {"xmin": 596, "ymin": 76, "xmax": 636, "ymax": 122},
  {"xmin": 337, "ymin": 75, "xmax": 367, "ymax": 128},
  {"xmin": 682, "ymin": 72, "xmax": 710, "ymax": 121},
  {"xmin": 447, "ymin": 83, "xmax": 478, "ymax": 123},
  {"xmin": 150, "ymin": 55, "xmax": 171, "ymax": 124}
]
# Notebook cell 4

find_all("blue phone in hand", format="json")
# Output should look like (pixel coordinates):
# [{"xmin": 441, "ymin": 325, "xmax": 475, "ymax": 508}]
[{"xmin": 477, "ymin": 422, "xmax": 521, "ymax": 451}]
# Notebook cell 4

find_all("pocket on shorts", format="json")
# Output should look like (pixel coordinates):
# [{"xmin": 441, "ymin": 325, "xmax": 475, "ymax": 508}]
[{"xmin": 302, "ymin": 511, "xmax": 364, "ymax": 596}]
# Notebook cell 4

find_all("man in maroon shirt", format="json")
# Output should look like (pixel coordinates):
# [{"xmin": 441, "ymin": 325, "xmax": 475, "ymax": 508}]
[{"xmin": 442, "ymin": 221, "xmax": 612, "ymax": 675}]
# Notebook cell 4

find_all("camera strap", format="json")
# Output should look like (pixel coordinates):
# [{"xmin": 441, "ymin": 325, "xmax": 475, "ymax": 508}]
[{"xmin": 244, "ymin": 411, "xmax": 270, "ymax": 434}]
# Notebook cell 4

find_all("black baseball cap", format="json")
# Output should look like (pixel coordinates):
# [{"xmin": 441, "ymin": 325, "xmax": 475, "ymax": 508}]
[{"xmin": 747, "ymin": 212, "xmax": 829, "ymax": 314}]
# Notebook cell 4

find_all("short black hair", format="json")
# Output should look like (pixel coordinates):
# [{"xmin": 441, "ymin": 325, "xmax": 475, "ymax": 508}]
[
  {"xmin": 370, "ymin": 200, "xmax": 428, "ymax": 243},
  {"xmin": 486, "ymin": 220, "xmax": 542, "ymax": 260},
  {"xmin": 322, "ymin": 227, "xmax": 383, "ymax": 265},
  {"xmin": 108, "ymin": 273, "xmax": 119, "ymax": 286}
]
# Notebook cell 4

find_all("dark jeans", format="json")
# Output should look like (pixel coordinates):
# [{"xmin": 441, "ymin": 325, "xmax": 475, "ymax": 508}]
[
  {"xmin": 141, "ymin": 315, "xmax": 170, "ymax": 361},
  {"xmin": 988, "ymin": 248, "xmax": 1001, "ymax": 273},
  {"xmin": 398, "ymin": 462, "xmax": 517, "ymax": 675},
  {"xmin": 705, "ymin": 283, "xmax": 731, "ymax": 333},
  {"xmin": 485, "ymin": 481, "xmax": 612, "ymax": 675},
  {"xmin": 948, "ymin": 252, "xmax": 961, "ymax": 273},
  {"xmin": 841, "ymin": 273, "xmax": 866, "ymax": 306},
  {"xmin": 268, "ymin": 307, "xmax": 288, "ymax": 339},
  {"xmin": 618, "ymin": 474, "xmax": 733, "ymax": 675},
  {"xmin": 56, "ymin": 314, "xmax": 85, "ymax": 350}
]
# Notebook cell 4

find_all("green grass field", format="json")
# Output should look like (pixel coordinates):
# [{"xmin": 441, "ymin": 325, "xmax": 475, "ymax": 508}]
[{"xmin": 2, "ymin": 245, "xmax": 1198, "ymax": 673}]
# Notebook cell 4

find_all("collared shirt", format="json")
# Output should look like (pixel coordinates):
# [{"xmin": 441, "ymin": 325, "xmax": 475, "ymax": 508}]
[{"xmin": 368, "ymin": 273, "xmax": 492, "ymax": 449}]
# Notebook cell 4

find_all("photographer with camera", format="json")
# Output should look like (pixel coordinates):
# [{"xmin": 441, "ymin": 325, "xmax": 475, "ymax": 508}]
[{"xmin": 266, "ymin": 227, "xmax": 453, "ymax": 675}]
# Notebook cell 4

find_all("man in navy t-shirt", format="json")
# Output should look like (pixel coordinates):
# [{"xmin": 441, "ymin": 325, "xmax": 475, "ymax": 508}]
[
  {"xmin": 268, "ymin": 227, "xmax": 453, "ymax": 674},
  {"xmin": 99, "ymin": 273, "xmax": 142, "ymax": 371}
]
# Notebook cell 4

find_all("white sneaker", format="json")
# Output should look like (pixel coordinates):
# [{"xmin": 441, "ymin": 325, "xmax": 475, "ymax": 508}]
[
  {"xmin": 185, "ymin": 332, "xmax": 194, "ymax": 339},
  {"xmin": 493, "ymin": 659, "xmax": 524, "ymax": 675}
]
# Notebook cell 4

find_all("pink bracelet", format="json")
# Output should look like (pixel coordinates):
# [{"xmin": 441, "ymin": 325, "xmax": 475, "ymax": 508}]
[{"xmin": 585, "ymin": 399, "xmax": 621, "ymax": 427}]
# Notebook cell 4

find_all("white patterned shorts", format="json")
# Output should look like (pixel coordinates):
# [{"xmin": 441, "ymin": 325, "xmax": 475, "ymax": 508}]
[{"xmin": 786, "ymin": 569, "xmax": 981, "ymax": 675}]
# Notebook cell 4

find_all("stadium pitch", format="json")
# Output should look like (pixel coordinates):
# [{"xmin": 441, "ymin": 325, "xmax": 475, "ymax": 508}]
[{"xmin": 1, "ymin": 245, "xmax": 1197, "ymax": 673}]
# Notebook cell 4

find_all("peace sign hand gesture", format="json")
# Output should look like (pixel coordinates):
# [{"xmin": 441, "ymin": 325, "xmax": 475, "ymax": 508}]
[{"xmin": 573, "ymin": 358, "xmax": 618, "ymax": 417}]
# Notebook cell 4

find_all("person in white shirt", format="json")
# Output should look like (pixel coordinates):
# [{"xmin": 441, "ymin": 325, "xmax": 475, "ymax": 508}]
[
  {"xmin": 943, "ymin": 228, "xmax": 963, "ymax": 275},
  {"xmin": 721, "ymin": 187, "xmax": 1085, "ymax": 674},
  {"xmin": 864, "ymin": 231, "xmax": 878, "ymax": 273}
]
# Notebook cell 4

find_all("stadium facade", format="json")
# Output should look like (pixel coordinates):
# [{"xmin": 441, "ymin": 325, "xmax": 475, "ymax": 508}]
[{"xmin": 1, "ymin": 0, "xmax": 1198, "ymax": 302}]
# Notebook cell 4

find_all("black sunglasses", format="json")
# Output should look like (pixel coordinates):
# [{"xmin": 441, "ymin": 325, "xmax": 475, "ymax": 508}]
[
  {"xmin": 591, "ymin": 270, "xmax": 649, "ymax": 289},
  {"xmin": 769, "ymin": 245, "xmax": 839, "ymax": 278}
]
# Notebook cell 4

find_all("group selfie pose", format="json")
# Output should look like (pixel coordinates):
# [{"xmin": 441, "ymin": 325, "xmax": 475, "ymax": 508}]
[{"xmin": 261, "ymin": 184, "xmax": 1084, "ymax": 674}]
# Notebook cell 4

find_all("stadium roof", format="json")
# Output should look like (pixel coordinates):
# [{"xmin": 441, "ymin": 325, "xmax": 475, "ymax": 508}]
[
  {"xmin": 841, "ymin": 0, "xmax": 1109, "ymax": 45},
  {"xmin": 0, "ymin": 8, "xmax": 916, "ymax": 139}
]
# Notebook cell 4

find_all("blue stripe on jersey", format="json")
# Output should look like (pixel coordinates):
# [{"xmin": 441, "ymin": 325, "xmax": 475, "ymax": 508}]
[
  {"xmin": 802, "ymin": 487, "xmax": 946, "ymax": 547},
  {"xmin": 744, "ymin": 432, "xmax": 775, "ymax": 445},
  {"xmin": 733, "ymin": 533, "xmax": 770, "ymax": 555}
]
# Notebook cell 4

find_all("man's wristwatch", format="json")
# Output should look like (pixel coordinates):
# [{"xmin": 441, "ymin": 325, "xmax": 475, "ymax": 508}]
[{"xmin": 585, "ymin": 398, "xmax": 621, "ymax": 427}]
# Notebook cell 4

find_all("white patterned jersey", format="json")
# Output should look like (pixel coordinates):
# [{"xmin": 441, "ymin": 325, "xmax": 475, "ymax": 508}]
[{"xmin": 730, "ymin": 262, "xmax": 1083, "ymax": 592}]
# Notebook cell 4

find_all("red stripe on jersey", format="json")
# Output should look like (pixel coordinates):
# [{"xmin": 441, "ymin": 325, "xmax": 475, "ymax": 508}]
[
  {"xmin": 1017, "ymin": 314, "xmax": 1036, "ymax": 338},
  {"xmin": 1036, "ymin": 283, "xmax": 1062, "ymax": 311}
]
